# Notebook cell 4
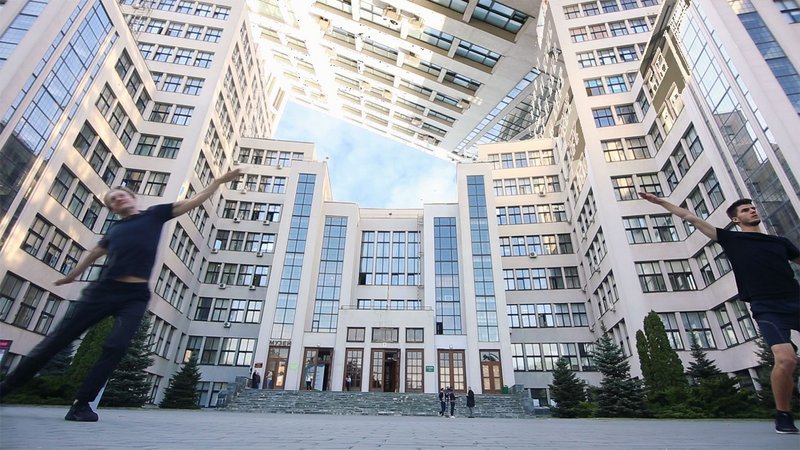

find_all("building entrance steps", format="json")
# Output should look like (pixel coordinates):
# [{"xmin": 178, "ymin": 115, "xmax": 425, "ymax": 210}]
[{"xmin": 224, "ymin": 389, "xmax": 539, "ymax": 418}]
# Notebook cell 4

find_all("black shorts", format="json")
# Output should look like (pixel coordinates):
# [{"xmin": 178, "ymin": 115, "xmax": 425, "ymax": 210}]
[{"xmin": 754, "ymin": 312, "xmax": 800, "ymax": 350}]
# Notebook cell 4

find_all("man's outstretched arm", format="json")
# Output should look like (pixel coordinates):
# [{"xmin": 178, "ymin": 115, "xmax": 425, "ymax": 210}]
[
  {"xmin": 172, "ymin": 168, "xmax": 241, "ymax": 217},
  {"xmin": 638, "ymin": 192, "xmax": 718, "ymax": 241}
]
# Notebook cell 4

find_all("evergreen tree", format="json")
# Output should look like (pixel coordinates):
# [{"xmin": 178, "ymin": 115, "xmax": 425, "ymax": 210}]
[
  {"xmin": 38, "ymin": 342, "xmax": 75, "ymax": 377},
  {"xmin": 686, "ymin": 334, "xmax": 722, "ymax": 382},
  {"xmin": 100, "ymin": 317, "xmax": 153, "ymax": 407},
  {"xmin": 159, "ymin": 355, "xmax": 201, "ymax": 409},
  {"xmin": 685, "ymin": 336, "xmax": 758, "ymax": 417},
  {"xmin": 549, "ymin": 357, "xmax": 586, "ymax": 418},
  {"xmin": 67, "ymin": 317, "xmax": 114, "ymax": 387},
  {"xmin": 593, "ymin": 332, "xmax": 648, "ymax": 418},
  {"xmin": 637, "ymin": 311, "xmax": 686, "ymax": 393}
]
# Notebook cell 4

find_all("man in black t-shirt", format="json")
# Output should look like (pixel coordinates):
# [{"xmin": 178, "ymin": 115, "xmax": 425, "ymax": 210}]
[
  {"xmin": 640, "ymin": 192, "xmax": 799, "ymax": 434},
  {"xmin": 0, "ymin": 169, "xmax": 240, "ymax": 422}
]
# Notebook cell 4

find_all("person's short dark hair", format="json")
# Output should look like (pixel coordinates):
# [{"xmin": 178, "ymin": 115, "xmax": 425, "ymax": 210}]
[{"xmin": 726, "ymin": 198, "xmax": 753, "ymax": 219}]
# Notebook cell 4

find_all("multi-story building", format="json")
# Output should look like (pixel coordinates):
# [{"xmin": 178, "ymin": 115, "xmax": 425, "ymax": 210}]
[{"xmin": 1, "ymin": 0, "xmax": 798, "ymax": 407}]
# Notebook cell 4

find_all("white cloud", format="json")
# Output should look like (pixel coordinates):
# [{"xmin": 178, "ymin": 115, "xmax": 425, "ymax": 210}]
[{"xmin": 275, "ymin": 102, "xmax": 456, "ymax": 208}]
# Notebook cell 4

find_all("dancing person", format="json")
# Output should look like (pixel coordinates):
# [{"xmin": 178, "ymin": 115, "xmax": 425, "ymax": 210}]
[
  {"xmin": 0, "ymin": 169, "xmax": 241, "ymax": 421},
  {"xmin": 639, "ymin": 192, "xmax": 799, "ymax": 434}
]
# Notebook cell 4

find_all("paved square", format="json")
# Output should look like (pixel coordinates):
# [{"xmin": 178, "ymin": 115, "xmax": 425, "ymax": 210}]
[{"xmin": 1, "ymin": 405, "xmax": 798, "ymax": 449}]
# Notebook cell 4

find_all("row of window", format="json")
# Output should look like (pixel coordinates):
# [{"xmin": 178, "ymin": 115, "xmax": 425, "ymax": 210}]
[
  {"xmin": 236, "ymin": 148, "xmax": 304, "ymax": 167},
  {"xmin": 499, "ymin": 234, "xmax": 574, "ymax": 256},
  {"xmin": 154, "ymin": 266, "xmax": 190, "ymax": 311},
  {"xmin": 0, "ymin": 272, "xmax": 66, "ymax": 335},
  {"xmin": 193, "ymin": 297, "xmax": 264, "ymax": 323},
  {"xmin": 129, "ymin": 16, "xmax": 224, "ymax": 43},
  {"xmin": 229, "ymin": 174, "xmax": 287, "ymax": 194},
  {"xmin": 151, "ymin": 72, "xmax": 205, "ymax": 96},
  {"xmin": 488, "ymin": 149, "xmax": 557, "ymax": 169},
  {"xmin": 350, "ymin": 294, "xmax": 424, "ymax": 310},
  {"xmin": 507, "ymin": 302, "xmax": 589, "ymax": 328},
  {"xmin": 345, "ymin": 327, "xmax": 424, "ymax": 343},
  {"xmin": 511, "ymin": 342, "xmax": 595, "ymax": 372},
  {"xmin": 202, "ymin": 263, "xmax": 270, "ymax": 287},
  {"xmin": 119, "ymin": 0, "xmax": 231, "ymax": 20},
  {"xmin": 564, "ymin": 0, "xmax": 659, "ymax": 19},
  {"xmin": 496, "ymin": 204, "xmax": 568, "ymax": 224},
  {"xmin": 137, "ymin": 42, "xmax": 214, "ymax": 68},
  {"xmin": 211, "ymin": 229, "xmax": 276, "ymax": 253},
  {"xmin": 578, "ymin": 44, "xmax": 645, "ymax": 67},
  {"xmin": 569, "ymin": 16, "xmax": 653, "ymax": 43},
  {"xmin": 220, "ymin": 200, "xmax": 283, "ymax": 222},
  {"xmin": 592, "ymin": 103, "xmax": 639, "ymax": 127},
  {"xmin": 183, "ymin": 336, "xmax": 256, "ymax": 366},
  {"xmin": 585, "ymin": 74, "xmax": 631, "ymax": 96},
  {"xmin": 492, "ymin": 176, "xmax": 561, "ymax": 196},
  {"xmin": 502, "ymin": 267, "xmax": 581, "ymax": 291},
  {"xmin": 601, "ymin": 136, "xmax": 652, "ymax": 161}
]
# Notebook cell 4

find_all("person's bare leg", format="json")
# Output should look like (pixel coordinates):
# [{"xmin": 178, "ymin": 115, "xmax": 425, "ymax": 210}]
[{"xmin": 771, "ymin": 343, "xmax": 797, "ymax": 412}]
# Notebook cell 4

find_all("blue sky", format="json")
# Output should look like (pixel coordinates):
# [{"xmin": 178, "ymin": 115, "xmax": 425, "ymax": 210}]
[{"xmin": 274, "ymin": 102, "xmax": 456, "ymax": 209}]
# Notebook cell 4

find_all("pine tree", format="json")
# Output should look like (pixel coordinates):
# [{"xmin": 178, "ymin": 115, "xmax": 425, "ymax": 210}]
[
  {"xmin": 159, "ymin": 355, "xmax": 202, "ymax": 409},
  {"xmin": 100, "ymin": 316, "xmax": 153, "ymax": 407},
  {"xmin": 549, "ymin": 357, "xmax": 586, "ymax": 418},
  {"xmin": 686, "ymin": 334, "xmax": 722, "ymax": 382},
  {"xmin": 67, "ymin": 317, "xmax": 114, "ymax": 387},
  {"xmin": 685, "ymin": 336, "xmax": 758, "ymax": 417},
  {"xmin": 637, "ymin": 311, "xmax": 686, "ymax": 393},
  {"xmin": 593, "ymin": 332, "xmax": 648, "ymax": 418}
]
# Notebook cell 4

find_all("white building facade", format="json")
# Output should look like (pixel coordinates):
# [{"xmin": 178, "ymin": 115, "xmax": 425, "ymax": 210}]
[{"xmin": 1, "ymin": 0, "xmax": 798, "ymax": 406}]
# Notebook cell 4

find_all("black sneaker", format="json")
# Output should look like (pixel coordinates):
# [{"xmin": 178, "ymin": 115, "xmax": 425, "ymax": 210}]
[
  {"xmin": 775, "ymin": 411, "xmax": 799, "ymax": 434},
  {"xmin": 65, "ymin": 402, "xmax": 98, "ymax": 422}
]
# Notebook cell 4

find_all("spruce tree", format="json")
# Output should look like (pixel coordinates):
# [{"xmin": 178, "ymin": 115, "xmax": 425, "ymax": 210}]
[
  {"xmin": 159, "ymin": 355, "xmax": 202, "ymax": 409},
  {"xmin": 100, "ymin": 316, "xmax": 153, "ymax": 407},
  {"xmin": 686, "ymin": 334, "xmax": 722, "ymax": 382},
  {"xmin": 686, "ymin": 336, "xmax": 757, "ymax": 417},
  {"xmin": 38, "ymin": 342, "xmax": 75, "ymax": 377},
  {"xmin": 637, "ymin": 311, "xmax": 686, "ymax": 393},
  {"xmin": 549, "ymin": 357, "xmax": 585, "ymax": 418},
  {"xmin": 593, "ymin": 332, "xmax": 648, "ymax": 418}
]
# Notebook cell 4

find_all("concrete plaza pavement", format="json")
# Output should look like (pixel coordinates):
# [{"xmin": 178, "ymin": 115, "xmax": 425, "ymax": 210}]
[{"xmin": 1, "ymin": 404, "xmax": 799, "ymax": 450}]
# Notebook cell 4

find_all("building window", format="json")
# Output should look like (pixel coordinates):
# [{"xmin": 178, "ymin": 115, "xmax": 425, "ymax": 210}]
[
  {"xmin": 585, "ymin": 78, "xmax": 605, "ymax": 96},
  {"xmin": 615, "ymin": 104, "xmax": 638, "ymax": 124},
  {"xmin": 658, "ymin": 313, "xmax": 684, "ymax": 350},
  {"xmin": 611, "ymin": 176, "xmax": 637, "ymax": 201},
  {"xmin": 606, "ymin": 75, "xmax": 628, "ymax": 93},
  {"xmin": 665, "ymin": 259, "xmax": 696, "ymax": 291},
  {"xmin": 171, "ymin": 105, "xmax": 193, "ymax": 125},
  {"xmin": 732, "ymin": 299, "xmax": 758, "ymax": 340},
  {"xmin": 372, "ymin": 327, "xmax": 399, "ymax": 343},
  {"xmin": 609, "ymin": 21, "xmax": 628, "ymax": 36},
  {"xmin": 406, "ymin": 328, "xmax": 424, "ymax": 343},
  {"xmin": 775, "ymin": 0, "xmax": 800, "ymax": 23},
  {"xmin": 623, "ymin": 216, "xmax": 651, "ymax": 244},
  {"xmin": 577, "ymin": 51, "xmax": 596, "ymax": 67},
  {"xmin": 715, "ymin": 304, "xmax": 739, "ymax": 347},
  {"xmin": 636, "ymin": 261, "xmax": 667, "ymax": 292},
  {"xmin": 570, "ymin": 27, "xmax": 588, "ymax": 42},
  {"xmin": 592, "ymin": 107, "xmax": 614, "ymax": 127},
  {"xmin": 682, "ymin": 312, "xmax": 716, "ymax": 349}
]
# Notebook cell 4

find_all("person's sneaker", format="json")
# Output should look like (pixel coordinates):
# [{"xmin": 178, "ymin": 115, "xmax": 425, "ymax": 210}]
[
  {"xmin": 64, "ymin": 402, "xmax": 98, "ymax": 422},
  {"xmin": 775, "ymin": 411, "xmax": 799, "ymax": 434}
]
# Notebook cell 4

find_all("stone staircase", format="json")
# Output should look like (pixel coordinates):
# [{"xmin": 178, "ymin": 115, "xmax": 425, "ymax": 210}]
[{"xmin": 224, "ymin": 389, "xmax": 542, "ymax": 419}]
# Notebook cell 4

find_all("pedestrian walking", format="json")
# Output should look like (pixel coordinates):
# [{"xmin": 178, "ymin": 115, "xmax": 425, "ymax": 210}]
[
  {"xmin": 466, "ymin": 387, "xmax": 476, "ymax": 418},
  {"xmin": 0, "ymin": 169, "xmax": 241, "ymax": 422},
  {"xmin": 251, "ymin": 370, "xmax": 261, "ymax": 389},
  {"xmin": 438, "ymin": 387, "xmax": 446, "ymax": 416},
  {"xmin": 640, "ymin": 192, "xmax": 799, "ymax": 434}
]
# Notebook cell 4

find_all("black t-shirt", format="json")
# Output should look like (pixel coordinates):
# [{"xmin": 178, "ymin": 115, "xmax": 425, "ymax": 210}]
[
  {"xmin": 98, "ymin": 203, "xmax": 175, "ymax": 281},
  {"xmin": 716, "ymin": 228, "xmax": 800, "ymax": 314}
]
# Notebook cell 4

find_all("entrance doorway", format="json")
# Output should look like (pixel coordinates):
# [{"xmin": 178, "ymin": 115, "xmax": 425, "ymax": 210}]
[
  {"xmin": 370, "ymin": 349, "xmax": 400, "ymax": 392},
  {"xmin": 303, "ymin": 348, "xmax": 333, "ymax": 391},
  {"xmin": 438, "ymin": 349, "xmax": 466, "ymax": 392},
  {"xmin": 480, "ymin": 350, "xmax": 503, "ymax": 393},
  {"xmin": 265, "ymin": 346, "xmax": 289, "ymax": 390}
]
